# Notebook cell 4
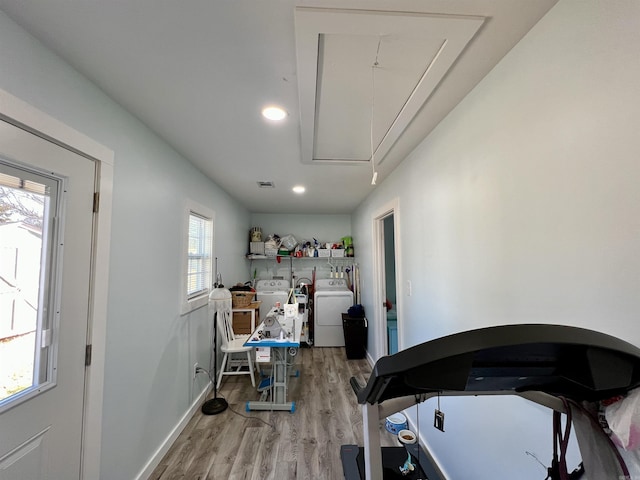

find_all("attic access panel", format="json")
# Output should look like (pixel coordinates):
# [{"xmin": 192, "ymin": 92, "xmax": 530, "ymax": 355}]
[{"xmin": 295, "ymin": 8, "xmax": 484, "ymax": 166}]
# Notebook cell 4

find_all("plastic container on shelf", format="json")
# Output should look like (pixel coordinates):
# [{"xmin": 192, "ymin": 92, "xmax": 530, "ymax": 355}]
[{"xmin": 279, "ymin": 234, "xmax": 298, "ymax": 251}]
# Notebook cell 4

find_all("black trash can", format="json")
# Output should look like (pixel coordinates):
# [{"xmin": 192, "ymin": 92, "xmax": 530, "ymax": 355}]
[{"xmin": 342, "ymin": 314, "xmax": 368, "ymax": 359}]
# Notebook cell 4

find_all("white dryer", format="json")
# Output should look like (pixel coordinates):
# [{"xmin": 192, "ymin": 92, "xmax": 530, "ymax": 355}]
[
  {"xmin": 255, "ymin": 279, "xmax": 290, "ymax": 322},
  {"xmin": 313, "ymin": 278, "xmax": 353, "ymax": 347}
]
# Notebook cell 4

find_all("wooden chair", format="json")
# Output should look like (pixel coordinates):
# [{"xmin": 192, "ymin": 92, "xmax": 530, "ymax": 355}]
[{"xmin": 216, "ymin": 309, "xmax": 255, "ymax": 389}]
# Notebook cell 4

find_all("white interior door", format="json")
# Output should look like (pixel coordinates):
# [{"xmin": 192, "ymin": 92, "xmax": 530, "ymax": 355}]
[{"xmin": 0, "ymin": 119, "xmax": 95, "ymax": 479}]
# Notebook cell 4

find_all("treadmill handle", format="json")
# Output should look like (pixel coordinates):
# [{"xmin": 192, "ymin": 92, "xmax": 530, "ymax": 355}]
[{"xmin": 349, "ymin": 377, "xmax": 363, "ymax": 396}]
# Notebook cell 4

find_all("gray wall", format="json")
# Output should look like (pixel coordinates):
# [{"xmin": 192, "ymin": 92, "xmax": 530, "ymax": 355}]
[
  {"xmin": 0, "ymin": 11, "xmax": 249, "ymax": 480},
  {"xmin": 352, "ymin": 0, "xmax": 640, "ymax": 478}
]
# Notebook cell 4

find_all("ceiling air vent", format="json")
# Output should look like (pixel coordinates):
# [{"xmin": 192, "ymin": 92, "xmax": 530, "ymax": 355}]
[{"xmin": 257, "ymin": 181, "xmax": 275, "ymax": 188}]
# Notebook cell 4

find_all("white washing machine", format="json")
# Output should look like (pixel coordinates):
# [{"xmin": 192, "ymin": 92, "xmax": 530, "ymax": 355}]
[
  {"xmin": 255, "ymin": 279, "xmax": 290, "ymax": 322},
  {"xmin": 314, "ymin": 278, "xmax": 354, "ymax": 347}
]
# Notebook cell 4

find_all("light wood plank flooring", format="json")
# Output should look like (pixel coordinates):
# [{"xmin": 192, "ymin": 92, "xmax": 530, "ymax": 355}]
[{"xmin": 149, "ymin": 347, "xmax": 396, "ymax": 480}]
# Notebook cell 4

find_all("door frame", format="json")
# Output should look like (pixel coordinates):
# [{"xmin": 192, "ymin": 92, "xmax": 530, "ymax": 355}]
[
  {"xmin": 372, "ymin": 198, "xmax": 401, "ymax": 358},
  {"xmin": 0, "ymin": 87, "xmax": 113, "ymax": 479}
]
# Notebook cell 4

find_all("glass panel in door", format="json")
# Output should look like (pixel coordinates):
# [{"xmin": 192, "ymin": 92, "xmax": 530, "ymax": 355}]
[{"xmin": 0, "ymin": 162, "xmax": 60, "ymax": 410}]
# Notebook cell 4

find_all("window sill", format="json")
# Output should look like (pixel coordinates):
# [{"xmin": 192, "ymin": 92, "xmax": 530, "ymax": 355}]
[{"xmin": 180, "ymin": 293, "xmax": 209, "ymax": 316}]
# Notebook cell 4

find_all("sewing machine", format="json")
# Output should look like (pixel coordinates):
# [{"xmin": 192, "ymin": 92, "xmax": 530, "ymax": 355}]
[{"xmin": 244, "ymin": 307, "xmax": 302, "ymax": 412}]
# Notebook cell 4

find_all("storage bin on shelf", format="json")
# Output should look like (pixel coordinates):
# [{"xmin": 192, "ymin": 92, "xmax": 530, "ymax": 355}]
[
  {"xmin": 331, "ymin": 249, "xmax": 345, "ymax": 257},
  {"xmin": 249, "ymin": 241, "xmax": 265, "ymax": 255},
  {"xmin": 317, "ymin": 248, "xmax": 331, "ymax": 257}
]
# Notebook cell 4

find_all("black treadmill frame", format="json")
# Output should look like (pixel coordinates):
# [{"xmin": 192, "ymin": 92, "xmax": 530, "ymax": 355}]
[{"xmin": 343, "ymin": 324, "xmax": 640, "ymax": 480}]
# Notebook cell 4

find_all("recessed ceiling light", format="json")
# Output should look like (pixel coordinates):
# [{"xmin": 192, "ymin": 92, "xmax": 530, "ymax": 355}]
[
  {"xmin": 262, "ymin": 106, "xmax": 287, "ymax": 121},
  {"xmin": 292, "ymin": 185, "xmax": 306, "ymax": 194}
]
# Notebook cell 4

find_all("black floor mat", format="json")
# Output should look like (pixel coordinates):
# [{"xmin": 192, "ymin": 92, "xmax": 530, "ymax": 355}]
[{"xmin": 341, "ymin": 444, "xmax": 437, "ymax": 480}]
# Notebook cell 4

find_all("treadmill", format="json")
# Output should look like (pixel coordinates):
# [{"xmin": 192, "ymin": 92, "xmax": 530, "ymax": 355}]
[{"xmin": 341, "ymin": 323, "xmax": 640, "ymax": 480}]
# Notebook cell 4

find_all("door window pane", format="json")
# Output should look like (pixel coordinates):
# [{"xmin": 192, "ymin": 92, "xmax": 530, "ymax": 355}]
[{"xmin": 0, "ymin": 161, "xmax": 60, "ymax": 410}]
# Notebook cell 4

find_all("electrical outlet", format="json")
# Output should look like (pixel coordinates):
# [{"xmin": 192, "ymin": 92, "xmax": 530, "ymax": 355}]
[{"xmin": 193, "ymin": 362, "xmax": 200, "ymax": 380}]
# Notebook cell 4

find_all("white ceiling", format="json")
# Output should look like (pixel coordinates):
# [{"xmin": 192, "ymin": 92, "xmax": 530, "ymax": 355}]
[
  {"xmin": 296, "ymin": 8, "xmax": 484, "ymax": 166},
  {"xmin": 0, "ymin": 0, "xmax": 557, "ymax": 214}
]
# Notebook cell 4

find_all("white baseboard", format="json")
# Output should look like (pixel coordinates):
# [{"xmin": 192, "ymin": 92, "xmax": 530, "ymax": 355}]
[
  {"xmin": 135, "ymin": 383, "xmax": 212, "ymax": 480},
  {"xmin": 366, "ymin": 350, "xmax": 375, "ymax": 367}
]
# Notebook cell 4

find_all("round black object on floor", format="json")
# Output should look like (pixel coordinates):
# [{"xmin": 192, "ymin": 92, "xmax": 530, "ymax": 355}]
[{"xmin": 201, "ymin": 397, "xmax": 228, "ymax": 415}]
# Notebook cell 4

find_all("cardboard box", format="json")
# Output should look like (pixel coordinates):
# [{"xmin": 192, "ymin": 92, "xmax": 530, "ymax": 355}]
[
  {"xmin": 232, "ymin": 311, "xmax": 254, "ymax": 335},
  {"xmin": 231, "ymin": 301, "xmax": 261, "ymax": 335}
]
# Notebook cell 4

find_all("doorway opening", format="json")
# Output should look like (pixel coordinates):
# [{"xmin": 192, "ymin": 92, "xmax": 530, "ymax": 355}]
[
  {"xmin": 383, "ymin": 215, "xmax": 397, "ymax": 354},
  {"xmin": 373, "ymin": 199, "xmax": 400, "ymax": 357}
]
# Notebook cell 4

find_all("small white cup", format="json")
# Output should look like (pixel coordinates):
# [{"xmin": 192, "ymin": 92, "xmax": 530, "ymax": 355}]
[{"xmin": 397, "ymin": 429, "xmax": 417, "ymax": 446}]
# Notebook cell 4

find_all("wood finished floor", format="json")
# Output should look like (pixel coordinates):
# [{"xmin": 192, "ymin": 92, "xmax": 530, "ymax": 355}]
[{"xmin": 149, "ymin": 347, "xmax": 396, "ymax": 480}]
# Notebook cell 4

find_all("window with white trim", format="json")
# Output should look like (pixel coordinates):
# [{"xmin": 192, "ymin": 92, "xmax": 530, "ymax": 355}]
[
  {"xmin": 181, "ymin": 202, "xmax": 214, "ymax": 314},
  {"xmin": 0, "ymin": 159, "xmax": 62, "ymax": 411}
]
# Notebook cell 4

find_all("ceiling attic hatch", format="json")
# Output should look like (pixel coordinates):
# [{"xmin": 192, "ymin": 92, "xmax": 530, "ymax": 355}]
[{"xmin": 295, "ymin": 8, "xmax": 484, "ymax": 167}]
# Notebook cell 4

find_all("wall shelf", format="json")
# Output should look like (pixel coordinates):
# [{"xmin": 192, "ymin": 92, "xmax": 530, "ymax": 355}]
[
  {"xmin": 246, "ymin": 254, "xmax": 356, "ymax": 287},
  {"xmin": 246, "ymin": 254, "xmax": 353, "ymax": 261}
]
